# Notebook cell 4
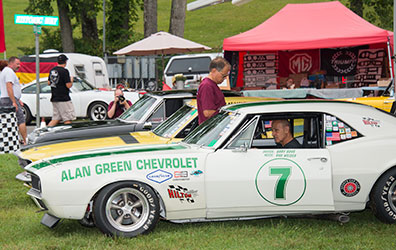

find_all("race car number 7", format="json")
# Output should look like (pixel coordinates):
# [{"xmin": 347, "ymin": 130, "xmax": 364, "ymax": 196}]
[{"xmin": 270, "ymin": 167, "xmax": 291, "ymax": 199}]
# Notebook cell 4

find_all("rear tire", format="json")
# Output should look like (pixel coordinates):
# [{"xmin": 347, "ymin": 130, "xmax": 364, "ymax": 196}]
[
  {"xmin": 370, "ymin": 168, "xmax": 396, "ymax": 223},
  {"xmin": 21, "ymin": 104, "xmax": 32, "ymax": 125},
  {"xmin": 93, "ymin": 181, "xmax": 160, "ymax": 237},
  {"xmin": 88, "ymin": 102, "xmax": 108, "ymax": 121}
]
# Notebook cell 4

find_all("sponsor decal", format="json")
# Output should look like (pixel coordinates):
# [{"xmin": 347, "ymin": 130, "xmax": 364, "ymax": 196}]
[
  {"xmin": 167, "ymin": 185, "xmax": 197, "ymax": 203},
  {"xmin": 191, "ymin": 170, "xmax": 203, "ymax": 176},
  {"xmin": 173, "ymin": 170, "xmax": 189, "ymax": 181},
  {"xmin": 146, "ymin": 169, "xmax": 173, "ymax": 184},
  {"xmin": 362, "ymin": 117, "xmax": 380, "ymax": 127},
  {"xmin": 340, "ymin": 179, "xmax": 361, "ymax": 197}
]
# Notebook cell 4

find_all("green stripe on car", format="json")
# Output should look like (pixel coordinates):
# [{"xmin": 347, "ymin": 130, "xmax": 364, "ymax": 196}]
[{"xmin": 31, "ymin": 145, "xmax": 187, "ymax": 170}]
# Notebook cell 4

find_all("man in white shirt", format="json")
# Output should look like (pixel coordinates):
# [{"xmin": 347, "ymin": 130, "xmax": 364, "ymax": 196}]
[{"xmin": 0, "ymin": 57, "xmax": 27, "ymax": 144}]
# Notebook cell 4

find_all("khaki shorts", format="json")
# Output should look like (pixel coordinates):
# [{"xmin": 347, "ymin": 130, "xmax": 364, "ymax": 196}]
[{"xmin": 52, "ymin": 101, "xmax": 76, "ymax": 122}]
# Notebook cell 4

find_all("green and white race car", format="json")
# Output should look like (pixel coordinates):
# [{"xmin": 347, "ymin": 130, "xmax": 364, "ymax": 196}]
[{"xmin": 25, "ymin": 100, "xmax": 396, "ymax": 237}]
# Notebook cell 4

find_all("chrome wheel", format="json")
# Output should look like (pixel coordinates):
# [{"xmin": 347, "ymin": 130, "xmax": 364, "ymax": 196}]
[
  {"xmin": 89, "ymin": 102, "xmax": 107, "ymax": 120},
  {"xmin": 105, "ymin": 188, "xmax": 149, "ymax": 232}
]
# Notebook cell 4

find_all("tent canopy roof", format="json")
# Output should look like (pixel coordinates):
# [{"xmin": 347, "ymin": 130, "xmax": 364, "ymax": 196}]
[{"xmin": 223, "ymin": 1, "xmax": 393, "ymax": 51}]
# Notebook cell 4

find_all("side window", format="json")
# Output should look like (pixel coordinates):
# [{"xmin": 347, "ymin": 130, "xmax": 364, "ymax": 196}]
[
  {"xmin": 227, "ymin": 116, "xmax": 259, "ymax": 149},
  {"xmin": 22, "ymin": 84, "xmax": 36, "ymax": 93},
  {"xmin": 40, "ymin": 82, "xmax": 51, "ymax": 93},
  {"xmin": 324, "ymin": 114, "xmax": 361, "ymax": 146},
  {"xmin": 165, "ymin": 98, "xmax": 185, "ymax": 117},
  {"xmin": 175, "ymin": 117, "xmax": 199, "ymax": 138},
  {"xmin": 225, "ymin": 113, "xmax": 322, "ymax": 149},
  {"xmin": 148, "ymin": 103, "xmax": 165, "ymax": 123}
]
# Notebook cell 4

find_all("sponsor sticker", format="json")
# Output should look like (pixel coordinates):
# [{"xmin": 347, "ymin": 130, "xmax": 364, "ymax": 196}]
[
  {"xmin": 340, "ymin": 178, "xmax": 360, "ymax": 197},
  {"xmin": 191, "ymin": 170, "xmax": 203, "ymax": 176},
  {"xmin": 362, "ymin": 117, "xmax": 380, "ymax": 127},
  {"xmin": 167, "ymin": 185, "xmax": 197, "ymax": 203},
  {"xmin": 173, "ymin": 170, "xmax": 189, "ymax": 181},
  {"xmin": 146, "ymin": 169, "xmax": 173, "ymax": 184}
]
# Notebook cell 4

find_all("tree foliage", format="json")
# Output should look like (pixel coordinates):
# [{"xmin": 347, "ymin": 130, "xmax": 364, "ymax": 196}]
[
  {"xmin": 21, "ymin": 0, "xmax": 144, "ymax": 56},
  {"xmin": 347, "ymin": 0, "xmax": 393, "ymax": 31}
]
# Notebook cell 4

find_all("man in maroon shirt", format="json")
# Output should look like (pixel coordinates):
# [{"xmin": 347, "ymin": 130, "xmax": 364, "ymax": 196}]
[
  {"xmin": 197, "ymin": 57, "xmax": 230, "ymax": 124},
  {"xmin": 107, "ymin": 89, "xmax": 132, "ymax": 119}
]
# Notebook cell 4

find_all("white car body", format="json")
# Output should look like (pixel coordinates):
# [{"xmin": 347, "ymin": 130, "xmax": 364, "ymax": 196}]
[
  {"xmin": 20, "ymin": 77, "xmax": 140, "ymax": 123},
  {"xmin": 24, "ymin": 100, "xmax": 396, "ymax": 236}
]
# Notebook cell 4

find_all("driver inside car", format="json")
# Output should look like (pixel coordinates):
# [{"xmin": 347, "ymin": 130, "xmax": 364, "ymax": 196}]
[{"xmin": 271, "ymin": 119, "xmax": 302, "ymax": 148}]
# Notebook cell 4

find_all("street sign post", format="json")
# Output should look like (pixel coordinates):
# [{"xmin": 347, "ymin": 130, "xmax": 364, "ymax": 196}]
[{"xmin": 14, "ymin": 14, "xmax": 59, "ymax": 127}]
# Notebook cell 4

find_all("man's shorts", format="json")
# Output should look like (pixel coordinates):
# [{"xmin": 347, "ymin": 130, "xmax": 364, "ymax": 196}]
[
  {"xmin": 0, "ymin": 97, "xmax": 26, "ymax": 125},
  {"xmin": 52, "ymin": 101, "xmax": 76, "ymax": 122}
]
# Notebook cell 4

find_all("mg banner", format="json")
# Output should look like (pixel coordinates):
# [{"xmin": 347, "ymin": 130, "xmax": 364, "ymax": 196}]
[
  {"xmin": 0, "ymin": 0, "xmax": 6, "ymax": 53},
  {"xmin": 278, "ymin": 50, "xmax": 319, "ymax": 77}
]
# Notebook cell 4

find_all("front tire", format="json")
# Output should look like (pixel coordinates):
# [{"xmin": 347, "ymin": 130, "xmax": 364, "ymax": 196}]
[
  {"xmin": 88, "ymin": 102, "xmax": 108, "ymax": 121},
  {"xmin": 370, "ymin": 168, "xmax": 396, "ymax": 223},
  {"xmin": 93, "ymin": 181, "xmax": 160, "ymax": 237}
]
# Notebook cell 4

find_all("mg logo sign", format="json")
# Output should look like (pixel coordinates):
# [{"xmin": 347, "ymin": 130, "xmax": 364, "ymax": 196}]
[{"xmin": 289, "ymin": 53, "xmax": 312, "ymax": 74}]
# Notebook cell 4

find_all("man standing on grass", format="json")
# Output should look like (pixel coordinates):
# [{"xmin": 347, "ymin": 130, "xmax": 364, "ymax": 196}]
[
  {"xmin": 47, "ymin": 54, "xmax": 75, "ymax": 127},
  {"xmin": 0, "ymin": 57, "xmax": 27, "ymax": 144},
  {"xmin": 197, "ymin": 57, "xmax": 230, "ymax": 124}
]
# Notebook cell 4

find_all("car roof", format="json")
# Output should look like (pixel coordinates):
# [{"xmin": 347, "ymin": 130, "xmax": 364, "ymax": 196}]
[
  {"xmin": 148, "ymin": 89, "xmax": 242, "ymax": 97},
  {"xmin": 223, "ymin": 99, "xmax": 374, "ymax": 113}
]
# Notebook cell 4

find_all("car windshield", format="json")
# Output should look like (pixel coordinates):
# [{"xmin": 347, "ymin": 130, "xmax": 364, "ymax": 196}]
[
  {"xmin": 153, "ymin": 105, "xmax": 196, "ymax": 138},
  {"xmin": 118, "ymin": 95, "xmax": 158, "ymax": 122},
  {"xmin": 183, "ymin": 111, "xmax": 240, "ymax": 147},
  {"xmin": 70, "ymin": 77, "xmax": 95, "ymax": 92}
]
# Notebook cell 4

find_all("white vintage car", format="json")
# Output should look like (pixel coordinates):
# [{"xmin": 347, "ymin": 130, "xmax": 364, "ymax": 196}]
[
  {"xmin": 20, "ymin": 77, "xmax": 141, "ymax": 124},
  {"xmin": 24, "ymin": 100, "xmax": 396, "ymax": 237}
]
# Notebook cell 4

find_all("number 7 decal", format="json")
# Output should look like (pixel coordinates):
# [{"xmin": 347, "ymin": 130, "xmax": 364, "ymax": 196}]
[{"xmin": 270, "ymin": 167, "xmax": 291, "ymax": 199}]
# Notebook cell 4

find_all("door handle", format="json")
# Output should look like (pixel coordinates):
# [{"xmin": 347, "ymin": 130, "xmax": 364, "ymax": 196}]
[
  {"xmin": 384, "ymin": 101, "xmax": 393, "ymax": 104},
  {"xmin": 307, "ymin": 157, "xmax": 327, "ymax": 163}
]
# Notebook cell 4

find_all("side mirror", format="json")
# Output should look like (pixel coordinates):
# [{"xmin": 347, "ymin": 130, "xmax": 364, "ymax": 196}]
[{"xmin": 143, "ymin": 122, "xmax": 152, "ymax": 130}]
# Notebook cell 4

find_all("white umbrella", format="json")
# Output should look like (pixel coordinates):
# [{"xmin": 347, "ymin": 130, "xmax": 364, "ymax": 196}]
[{"xmin": 113, "ymin": 31, "xmax": 211, "ymax": 56}]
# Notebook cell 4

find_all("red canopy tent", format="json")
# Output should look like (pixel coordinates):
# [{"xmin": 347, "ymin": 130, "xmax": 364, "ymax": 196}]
[{"xmin": 223, "ymin": 1, "xmax": 394, "ymax": 88}]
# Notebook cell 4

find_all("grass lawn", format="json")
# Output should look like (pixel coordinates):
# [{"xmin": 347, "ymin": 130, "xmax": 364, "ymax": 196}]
[{"xmin": 0, "ymin": 153, "xmax": 395, "ymax": 249}]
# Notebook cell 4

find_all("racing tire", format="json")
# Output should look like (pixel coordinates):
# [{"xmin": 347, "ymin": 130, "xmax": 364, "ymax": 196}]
[
  {"xmin": 390, "ymin": 102, "xmax": 396, "ymax": 115},
  {"xmin": 370, "ymin": 168, "xmax": 396, "ymax": 223},
  {"xmin": 93, "ymin": 181, "xmax": 160, "ymax": 237},
  {"xmin": 21, "ymin": 104, "xmax": 32, "ymax": 125},
  {"xmin": 88, "ymin": 102, "xmax": 108, "ymax": 121}
]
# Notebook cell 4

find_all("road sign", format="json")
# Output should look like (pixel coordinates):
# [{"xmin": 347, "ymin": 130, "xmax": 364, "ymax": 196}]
[{"xmin": 14, "ymin": 14, "xmax": 59, "ymax": 26}]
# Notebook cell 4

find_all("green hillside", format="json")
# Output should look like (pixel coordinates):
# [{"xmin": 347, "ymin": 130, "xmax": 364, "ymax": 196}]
[{"xmin": 3, "ymin": 0, "xmax": 333, "ymax": 57}]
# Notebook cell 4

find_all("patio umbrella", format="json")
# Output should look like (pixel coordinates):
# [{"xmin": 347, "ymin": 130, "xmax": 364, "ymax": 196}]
[{"xmin": 113, "ymin": 31, "xmax": 212, "ymax": 74}]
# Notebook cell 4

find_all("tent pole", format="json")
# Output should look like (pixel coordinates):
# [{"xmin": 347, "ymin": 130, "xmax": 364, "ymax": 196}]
[{"xmin": 387, "ymin": 39, "xmax": 394, "ymax": 84}]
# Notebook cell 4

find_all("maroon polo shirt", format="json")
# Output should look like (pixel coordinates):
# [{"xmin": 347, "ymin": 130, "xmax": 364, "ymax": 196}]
[{"xmin": 197, "ymin": 77, "xmax": 226, "ymax": 124}]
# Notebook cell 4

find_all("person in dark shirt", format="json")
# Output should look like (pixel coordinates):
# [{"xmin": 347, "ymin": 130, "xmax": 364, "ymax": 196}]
[
  {"xmin": 271, "ymin": 119, "xmax": 301, "ymax": 148},
  {"xmin": 47, "ymin": 54, "xmax": 75, "ymax": 126},
  {"xmin": 197, "ymin": 57, "xmax": 230, "ymax": 124}
]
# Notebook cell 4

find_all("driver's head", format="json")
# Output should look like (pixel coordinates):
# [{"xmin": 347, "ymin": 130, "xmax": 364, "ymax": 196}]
[{"xmin": 271, "ymin": 119, "xmax": 293, "ymax": 146}]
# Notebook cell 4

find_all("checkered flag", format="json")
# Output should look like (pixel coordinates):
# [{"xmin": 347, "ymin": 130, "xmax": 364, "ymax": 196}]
[
  {"xmin": 0, "ymin": 111, "xmax": 20, "ymax": 153},
  {"xmin": 168, "ymin": 185, "xmax": 195, "ymax": 203}
]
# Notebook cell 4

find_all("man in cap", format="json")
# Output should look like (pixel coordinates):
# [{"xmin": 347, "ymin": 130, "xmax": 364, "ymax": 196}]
[{"xmin": 47, "ymin": 54, "xmax": 75, "ymax": 126}]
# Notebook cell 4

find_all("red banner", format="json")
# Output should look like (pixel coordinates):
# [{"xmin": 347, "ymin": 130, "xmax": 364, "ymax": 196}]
[
  {"xmin": 0, "ymin": 0, "xmax": 5, "ymax": 53},
  {"xmin": 278, "ymin": 50, "xmax": 320, "ymax": 77}
]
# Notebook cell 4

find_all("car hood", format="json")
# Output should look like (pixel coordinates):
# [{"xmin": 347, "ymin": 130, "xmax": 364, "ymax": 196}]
[
  {"xmin": 21, "ymin": 131, "xmax": 179, "ymax": 162},
  {"xmin": 25, "ymin": 143, "xmax": 190, "ymax": 173},
  {"xmin": 26, "ymin": 119, "xmax": 133, "ymax": 145}
]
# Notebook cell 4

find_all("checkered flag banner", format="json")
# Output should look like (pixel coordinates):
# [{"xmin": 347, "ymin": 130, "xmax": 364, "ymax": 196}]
[
  {"xmin": 0, "ymin": 108, "xmax": 20, "ymax": 153},
  {"xmin": 168, "ymin": 185, "xmax": 195, "ymax": 203}
]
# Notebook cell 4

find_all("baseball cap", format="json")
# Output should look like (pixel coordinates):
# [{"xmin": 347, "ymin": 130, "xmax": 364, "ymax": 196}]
[{"xmin": 57, "ymin": 54, "xmax": 68, "ymax": 64}]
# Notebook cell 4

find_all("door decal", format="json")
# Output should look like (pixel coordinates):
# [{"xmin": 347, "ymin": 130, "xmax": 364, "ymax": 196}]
[{"xmin": 255, "ymin": 158, "xmax": 306, "ymax": 206}]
